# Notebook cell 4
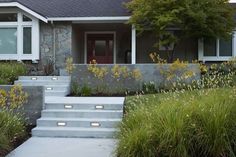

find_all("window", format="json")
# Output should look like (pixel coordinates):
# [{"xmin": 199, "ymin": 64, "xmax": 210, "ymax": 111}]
[
  {"xmin": 219, "ymin": 38, "xmax": 232, "ymax": 57},
  {"xmin": 23, "ymin": 15, "xmax": 32, "ymax": 22},
  {"xmin": 23, "ymin": 27, "xmax": 32, "ymax": 54},
  {"xmin": 95, "ymin": 40, "xmax": 106, "ymax": 56},
  {"xmin": 0, "ymin": 28, "xmax": 17, "ymax": 54},
  {"xmin": 0, "ymin": 13, "xmax": 17, "ymax": 22},
  {"xmin": 199, "ymin": 36, "xmax": 235, "ymax": 61},
  {"xmin": 0, "ymin": 11, "xmax": 39, "ymax": 61},
  {"xmin": 203, "ymin": 38, "xmax": 217, "ymax": 56}
]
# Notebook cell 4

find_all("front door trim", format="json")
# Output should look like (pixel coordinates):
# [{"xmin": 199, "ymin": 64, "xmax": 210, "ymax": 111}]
[{"xmin": 84, "ymin": 31, "xmax": 116, "ymax": 64}]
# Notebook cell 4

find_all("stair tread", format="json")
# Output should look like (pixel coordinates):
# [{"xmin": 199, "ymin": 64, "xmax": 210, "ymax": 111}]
[
  {"xmin": 45, "ymin": 97, "xmax": 125, "ymax": 104},
  {"xmin": 42, "ymin": 109, "xmax": 123, "ymax": 112},
  {"xmin": 38, "ymin": 117, "xmax": 122, "ymax": 121},
  {"xmin": 33, "ymin": 127, "xmax": 117, "ymax": 131}
]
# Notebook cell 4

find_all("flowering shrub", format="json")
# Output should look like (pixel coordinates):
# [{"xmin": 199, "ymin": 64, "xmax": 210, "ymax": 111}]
[
  {"xmin": 65, "ymin": 57, "xmax": 75, "ymax": 75},
  {"xmin": 111, "ymin": 64, "xmax": 142, "ymax": 81},
  {"xmin": 0, "ymin": 111, "xmax": 26, "ymax": 156},
  {"xmin": 0, "ymin": 85, "xmax": 28, "ymax": 156},
  {"xmin": 87, "ymin": 60, "xmax": 108, "ymax": 80},
  {"xmin": 0, "ymin": 85, "xmax": 28, "ymax": 110}
]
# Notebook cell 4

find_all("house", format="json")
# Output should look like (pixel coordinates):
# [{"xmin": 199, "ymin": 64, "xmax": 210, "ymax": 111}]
[{"xmin": 0, "ymin": 0, "xmax": 235, "ymax": 71}]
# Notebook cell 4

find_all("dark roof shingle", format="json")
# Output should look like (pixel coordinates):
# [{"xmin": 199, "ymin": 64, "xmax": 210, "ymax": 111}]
[{"xmin": 0, "ymin": 0, "xmax": 131, "ymax": 18}]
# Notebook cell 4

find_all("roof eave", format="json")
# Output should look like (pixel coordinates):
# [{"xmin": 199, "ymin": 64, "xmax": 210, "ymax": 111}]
[{"xmin": 0, "ymin": 2, "xmax": 48, "ymax": 23}]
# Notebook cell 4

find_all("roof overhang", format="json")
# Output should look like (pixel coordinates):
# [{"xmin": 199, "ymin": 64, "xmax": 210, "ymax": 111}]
[
  {"xmin": 0, "ymin": 2, "xmax": 48, "ymax": 22},
  {"xmin": 48, "ymin": 16, "xmax": 131, "ymax": 23}
]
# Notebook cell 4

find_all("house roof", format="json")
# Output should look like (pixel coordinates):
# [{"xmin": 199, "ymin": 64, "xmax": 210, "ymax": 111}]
[
  {"xmin": 0, "ymin": 0, "xmax": 235, "ymax": 22},
  {"xmin": 0, "ymin": 0, "xmax": 131, "ymax": 18}
]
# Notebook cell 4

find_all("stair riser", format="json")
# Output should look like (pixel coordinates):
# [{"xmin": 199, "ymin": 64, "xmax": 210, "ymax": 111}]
[
  {"xmin": 15, "ymin": 82, "xmax": 71, "ymax": 86},
  {"xmin": 45, "ymin": 104, "xmax": 123, "ymax": 110},
  {"xmin": 42, "ymin": 112, "xmax": 123, "ymax": 119},
  {"xmin": 44, "ymin": 86, "xmax": 70, "ymax": 91},
  {"xmin": 18, "ymin": 76, "xmax": 71, "ymax": 81},
  {"xmin": 32, "ymin": 130, "xmax": 117, "ymax": 138},
  {"xmin": 45, "ymin": 91, "xmax": 70, "ymax": 97},
  {"xmin": 37, "ymin": 120, "xmax": 121, "ymax": 128}
]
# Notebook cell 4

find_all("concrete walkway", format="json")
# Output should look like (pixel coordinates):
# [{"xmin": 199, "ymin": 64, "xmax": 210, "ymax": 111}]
[{"xmin": 7, "ymin": 137, "xmax": 117, "ymax": 157}]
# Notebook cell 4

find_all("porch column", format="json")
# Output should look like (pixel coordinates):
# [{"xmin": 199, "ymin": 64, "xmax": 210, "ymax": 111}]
[
  {"xmin": 131, "ymin": 25, "xmax": 136, "ymax": 64},
  {"xmin": 233, "ymin": 31, "xmax": 236, "ymax": 57}
]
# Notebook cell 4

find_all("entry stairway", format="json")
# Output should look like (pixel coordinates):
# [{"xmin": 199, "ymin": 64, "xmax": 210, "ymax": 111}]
[{"xmin": 15, "ymin": 76, "xmax": 124, "ymax": 138}]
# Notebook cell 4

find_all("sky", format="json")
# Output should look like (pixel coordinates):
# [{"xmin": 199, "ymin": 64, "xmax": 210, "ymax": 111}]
[{"xmin": 230, "ymin": 0, "xmax": 236, "ymax": 2}]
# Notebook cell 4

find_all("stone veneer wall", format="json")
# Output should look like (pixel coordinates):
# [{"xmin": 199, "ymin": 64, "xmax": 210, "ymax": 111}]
[
  {"xmin": 40, "ymin": 22, "xmax": 72, "ymax": 73},
  {"xmin": 63, "ymin": 64, "xmax": 201, "ymax": 94}
]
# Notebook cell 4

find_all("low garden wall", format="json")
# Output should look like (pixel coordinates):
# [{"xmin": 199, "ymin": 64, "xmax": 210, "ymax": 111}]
[
  {"xmin": 0, "ymin": 86, "xmax": 44, "ymax": 125},
  {"xmin": 62, "ymin": 64, "xmax": 201, "ymax": 94}
]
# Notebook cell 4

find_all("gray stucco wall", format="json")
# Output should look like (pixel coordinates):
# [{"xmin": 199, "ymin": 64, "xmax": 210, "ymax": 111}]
[
  {"xmin": 40, "ymin": 22, "xmax": 72, "ymax": 71},
  {"xmin": 0, "ymin": 86, "xmax": 44, "ymax": 126},
  {"xmin": 136, "ymin": 31, "xmax": 198, "ymax": 63},
  {"xmin": 68, "ymin": 64, "xmax": 200, "ymax": 94}
]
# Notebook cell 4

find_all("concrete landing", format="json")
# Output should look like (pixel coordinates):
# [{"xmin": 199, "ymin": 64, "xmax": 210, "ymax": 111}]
[{"xmin": 7, "ymin": 137, "xmax": 117, "ymax": 157}]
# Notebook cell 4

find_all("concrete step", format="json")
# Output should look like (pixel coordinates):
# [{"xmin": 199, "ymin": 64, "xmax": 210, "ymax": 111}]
[
  {"xmin": 45, "ymin": 90, "xmax": 70, "ymax": 97},
  {"xmin": 37, "ymin": 118, "xmax": 122, "ymax": 128},
  {"xmin": 18, "ymin": 76, "xmax": 71, "ymax": 81},
  {"xmin": 44, "ymin": 85, "xmax": 70, "ymax": 92},
  {"xmin": 45, "ymin": 97, "xmax": 125, "ymax": 105},
  {"xmin": 45, "ymin": 102, "xmax": 123, "ymax": 110},
  {"xmin": 32, "ymin": 127, "xmax": 117, "ymax": 138},
  {"xmin": 15, "ymin": 80, "xmax": 71, "ymax": 86},
  {"xmin": 41, "ymin": 109, "xmax": 123, "ymax": 119}
]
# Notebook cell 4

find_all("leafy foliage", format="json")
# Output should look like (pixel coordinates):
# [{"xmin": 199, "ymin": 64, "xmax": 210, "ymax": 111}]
[
  {"xmin": 126, "ymin": 0, "xmax": 235, "ymax": 61},
  {"xmin": 0, "ymin": 62, "xmax": 27, "ymax": 85},
  {"xmin": 65, "ymin": 57, "xmax": 75, "ymax": 75},
  {"xmin": 0, "ymin": 111, "xmax": 26, "ymax": 156}
]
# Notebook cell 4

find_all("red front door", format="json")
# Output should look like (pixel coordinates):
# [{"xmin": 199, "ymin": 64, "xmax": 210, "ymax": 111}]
[{"xmin": 87, "ymin": 34, "xmax": 114, "ymax": 64}]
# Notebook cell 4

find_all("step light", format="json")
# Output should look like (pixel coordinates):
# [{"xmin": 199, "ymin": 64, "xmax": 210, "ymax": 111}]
[
  {"xmin": 64, "ymin": 105, "xmax": 73, "ymax": 109},
  {"xmin": 31, "ymin": 77, "xmax": 37, "ymax": 80},
  {"xmin": 46, "ymin": 87, "xmax": 53, "ymax": 90},
  {"xmin": 51, "ymin": 77, "xmax": 58, "ymax": 80},
  {"xmin": 57, "ymin": 122, "xmax": 66, "ymax": 126},
  {"xmin": 90, "ymin": 122, "xmax": 101, "ymax": 127},
  {"xmin": 95, "ymin": 105, "xmax": 104, "ymax": 110}
]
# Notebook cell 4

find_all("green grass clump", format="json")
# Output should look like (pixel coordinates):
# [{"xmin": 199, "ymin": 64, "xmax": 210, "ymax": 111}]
[
  {"xmin": 0, "ymin": 62, "xmax": 27, "ymax": 85},
  {"xmin": 117, "ymin": 87, "xmax": 236, "ymax": 157},
  {"xmin": 0, "ymin": 111, "xmax": 26, "ymax": 155}
]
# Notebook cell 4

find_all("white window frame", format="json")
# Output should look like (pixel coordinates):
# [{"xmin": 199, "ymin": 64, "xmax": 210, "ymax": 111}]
[
  {"xmin": 198, "ymin": 31, "xmax": 236, "ymax": 62},
  {"xmin": 0, "ymin": 8, "xmax": 39, "ymax": 61}
]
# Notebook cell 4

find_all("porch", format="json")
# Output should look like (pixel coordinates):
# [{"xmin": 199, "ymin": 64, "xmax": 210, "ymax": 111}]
[{"xmin": 72, "ymin": 23, "xmax": 136, "ymax": 64}]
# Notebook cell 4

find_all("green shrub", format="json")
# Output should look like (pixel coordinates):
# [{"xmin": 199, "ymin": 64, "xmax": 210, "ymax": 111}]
[
  {"xmin": 0, "ymin": 111, "xmax": 26, "ymax": 155},
  {"xmin": 71, "ymin": 81, "xmax": 80, "ymax": 96},
  {"xmin": 142, "ymin": 81, "xmax": 157, "ymax": 94},
  {"xmin": 0, "ymin": 62, "xmax": 27, "ymax": 85},
  {"xmin": 117, "ymin": 88, "xmax": 236, "ymax": 157},
  {"xmin": 80, "ymin": 84, "xmax": 92, "ymax": 96}
]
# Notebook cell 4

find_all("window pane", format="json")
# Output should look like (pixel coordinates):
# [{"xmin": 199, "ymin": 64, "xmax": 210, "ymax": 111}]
[
  {"xmin": 95, "ymin": 40, "xmax": 106, "ymax": 56},
  {"xmin": 23, "ymin": 27, "xmax": 32, "ymax": 54},
  {"xmin": 219, "ymin": 38, "xmax": 232, "ymax": 56},
  {"xmin": 23, "ymin": 15, "xmax": 32, "ymax": 21},
  {"xmin": 0, "ymin": 28, "xmax": 17, "ymax": 54},
  {"xmin": 0, "ymin": 13, "xmax": 17, "ymax": 22},
  {"xmin": 204, "ymin": 38, "xmax": 216, "ymax": 56}
]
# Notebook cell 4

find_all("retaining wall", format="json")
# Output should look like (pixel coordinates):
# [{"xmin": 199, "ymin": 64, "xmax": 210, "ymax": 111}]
[
  {"xmin": 0, "ymin": 86, "xmax": 44, "ymax": 125},
  {"xmin": 62, "ymin": 64, "xmax": 201, "ymax": 94}
]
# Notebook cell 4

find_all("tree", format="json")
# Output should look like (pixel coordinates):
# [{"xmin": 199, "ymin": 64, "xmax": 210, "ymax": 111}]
[{"xmin": 126, "ymin": 0, "xmax": 235, "ymax": 62}]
